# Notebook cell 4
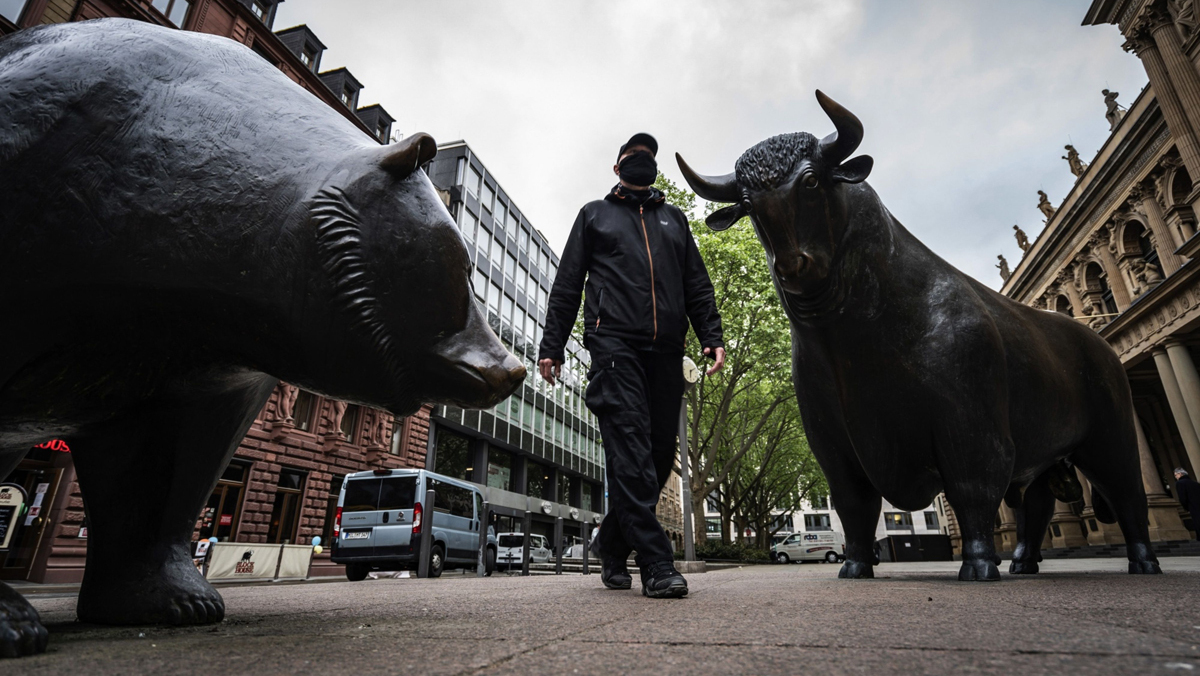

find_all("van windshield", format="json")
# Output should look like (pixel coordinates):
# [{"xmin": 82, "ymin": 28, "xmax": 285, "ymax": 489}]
[
  {"xmin": 498, "ymin": 535, "xmax": 524, "ymax": 548},
  {"xmin": 343, "ymin": 476, "xmax": 417, "ymax": 512}
]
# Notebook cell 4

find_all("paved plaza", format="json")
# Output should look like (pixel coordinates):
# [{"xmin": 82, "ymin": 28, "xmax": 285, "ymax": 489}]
[{"xmin": 11, "ymin": 558, "xmax": 1200, "ymax": 674}]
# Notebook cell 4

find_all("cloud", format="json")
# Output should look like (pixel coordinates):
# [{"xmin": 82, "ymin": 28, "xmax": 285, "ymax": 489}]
[{"xmin": 274, "ymin": 0, "xmax": 1146, "ymax": 288}]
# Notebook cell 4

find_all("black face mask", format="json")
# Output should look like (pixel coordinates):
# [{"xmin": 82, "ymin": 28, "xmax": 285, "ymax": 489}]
[{"xmin": 618, "ymin": 151, "xmax": 657, "ymax": 187}]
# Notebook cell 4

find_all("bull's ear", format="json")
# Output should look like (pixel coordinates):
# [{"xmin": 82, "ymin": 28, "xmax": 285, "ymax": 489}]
[
  {"xmin": 832, "ymin": 155, "xmax": 873, "ymax": 184},
  {"xmin": 705, "ymin": 204, "xmax": 746, "ymax": 231},
  {"xmin": 380, "ymin": 132, "xmax": 438, "ymax": 177}
]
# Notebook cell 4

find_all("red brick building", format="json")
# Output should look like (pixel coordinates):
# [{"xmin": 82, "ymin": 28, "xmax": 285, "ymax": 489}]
[{"xmin": 0, "ymin": 0, "xmax": 425, "ymax": 582}]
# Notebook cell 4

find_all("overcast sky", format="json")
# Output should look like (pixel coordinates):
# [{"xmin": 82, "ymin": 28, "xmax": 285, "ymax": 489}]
[{"xmin": 273, "ymin": 0, "xmax": 1146, "ymax": 288}]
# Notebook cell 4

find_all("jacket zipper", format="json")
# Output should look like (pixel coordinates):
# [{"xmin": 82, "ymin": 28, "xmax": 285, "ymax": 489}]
[
  {"xmin": 639, "ymin": 205, "xmax": 658, "ymax": 342},
  {"xmin": 595, "ymin": 288, "xmax": 604, "ymax": 330}
]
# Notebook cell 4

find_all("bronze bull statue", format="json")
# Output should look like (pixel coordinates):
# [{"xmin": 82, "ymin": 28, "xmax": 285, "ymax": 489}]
[
  {"xmin": 0, "ymin": 19, "xmax": 524, "ymax": 656},
  {"xmin": 677, "ymin": 91, "xmax": 1160, "ymax": 584}
]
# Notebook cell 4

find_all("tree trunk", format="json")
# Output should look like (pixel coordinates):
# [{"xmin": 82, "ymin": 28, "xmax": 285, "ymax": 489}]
[{"xmin": 691, "ymin": 494, "xmax": 707, "ymax": 548}]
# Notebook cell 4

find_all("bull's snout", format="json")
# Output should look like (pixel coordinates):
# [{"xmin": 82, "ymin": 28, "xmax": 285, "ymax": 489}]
[{"xmin": 775, "ymin": 253, "xmax": 815, "ymax": 294}]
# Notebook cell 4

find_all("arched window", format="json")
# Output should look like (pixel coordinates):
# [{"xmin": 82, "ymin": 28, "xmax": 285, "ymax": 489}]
[
  {"xmin": 1055, "ymin": 295, "xmax": 1074, "ymax": 317},
  {"xmin": 1172, "ymin": 166, "xmax": 1193, "ymax": 206},
  {"xmin": 1122, "ymin": 221, "xmax": 1159, "ymax": 267},
  {"xmin": 1085, "ymin": 262, "xmax": 1117, "ymax": 316}
]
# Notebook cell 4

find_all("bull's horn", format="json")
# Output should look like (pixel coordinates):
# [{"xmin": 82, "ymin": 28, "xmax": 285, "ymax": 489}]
[
  {"xmin": 380, "ymin": 132, "xmax": 438, "ymax": 176},
  {"xmin": 816, "ymin": 90, "xmax": 863, "ymax": 166},
  {"xmin": 676, "ymin": 152, "xmax": 740, "ymax": 204}
]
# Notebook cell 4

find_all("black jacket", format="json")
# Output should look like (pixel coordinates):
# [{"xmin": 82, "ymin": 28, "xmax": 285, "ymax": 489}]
[
  {"xmin": 539, "ymin": 185, "xmax": 723, "ymax": 361},
  {"xmin": 1178, "ymin": 476, "xmax": 1200, "ymax": 513}
]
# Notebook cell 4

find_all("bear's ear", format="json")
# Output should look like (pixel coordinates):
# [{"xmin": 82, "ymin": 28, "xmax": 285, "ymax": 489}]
[{"xmin": 380, "ymin": 132, "xmax": 438, "ymax": 177}]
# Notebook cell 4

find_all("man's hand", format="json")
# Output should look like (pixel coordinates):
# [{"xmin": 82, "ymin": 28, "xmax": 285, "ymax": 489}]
[
  {"xmin": 703, "ymin": 346, "xmax": 726, "ymax": 375},
  {"xmin": 539, "ymin": 358, "xmax": 562, "ymax": 386}
]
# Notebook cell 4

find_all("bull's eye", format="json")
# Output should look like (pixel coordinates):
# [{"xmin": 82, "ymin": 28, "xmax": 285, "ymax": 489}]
[{"xmin": 801, "ymin": 173, "xmax": 819, "ymax": 189}]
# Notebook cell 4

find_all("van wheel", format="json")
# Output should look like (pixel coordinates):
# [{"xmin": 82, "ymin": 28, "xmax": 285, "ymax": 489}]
[
  {"xmin": 429, "ymin": 544, "xmax": 445, "ymax": 578},
  {"xmin": 825, "ymin": 552, "xmax": 839, "ymax": 564},
  {"xmin": 345, "ymin": 563, "xmax": 368, "ymax": 582},
  {"xmin": 485, "ymin": 547, "xmax": 496, "ymax": 576},
  {"xmin": 776, "ymin": 553, "xmax": 790, "ymax": 564}
]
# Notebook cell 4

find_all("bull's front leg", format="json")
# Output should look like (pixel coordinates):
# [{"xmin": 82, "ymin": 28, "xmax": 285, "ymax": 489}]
[
  {"xmin": 813, "ymin": 440, "xmax": 881, "ymax": 579},
  {"xmin": 936, "ymin": 424, "xmax": 1012, "ymax": 582},
  {"xmin": 833, "ymin": 478, "xmax": 882, "ymax": 579}
]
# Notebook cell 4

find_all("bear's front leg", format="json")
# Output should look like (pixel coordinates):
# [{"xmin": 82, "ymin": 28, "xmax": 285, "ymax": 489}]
[
  {"xmin": 0, "ymin": 581, "xmax": 48, "ymax": 656},
  {"xmin": 70, "ymin": 374, "xmax": 277, "ymax": 625}
]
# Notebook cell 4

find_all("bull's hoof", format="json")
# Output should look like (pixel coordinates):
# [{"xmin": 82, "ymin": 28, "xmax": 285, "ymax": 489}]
[
  {"xmin": 0, "ymin": 584, "xmax": 48, "ymax": 658},
  {"xmin": 837, "ymin": 559, "xmax": 874, "ymax": 579},
  {"xmin": 958, "ymin": 559, "xmax": 1001, "ymax": 581},
  {"xmin": 1009, "ymin": 560, "xmax": 1039, "ymax": 575},
  {"xmin": 78, "ymin": 566, "xmax": 225, "ymax": 625},
  {"xmin": 1129, "ymin": 560, "xmax": 1162, "ymax": 575}
]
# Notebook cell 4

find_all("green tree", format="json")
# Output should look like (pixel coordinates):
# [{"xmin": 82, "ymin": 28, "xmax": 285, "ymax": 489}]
[{"xmin": 651, "ymin": 174, "xmax": 825, "ymax": 547}]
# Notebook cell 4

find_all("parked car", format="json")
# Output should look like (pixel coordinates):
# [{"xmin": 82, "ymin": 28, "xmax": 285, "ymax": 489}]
[
  {"xmin": 772, "ymin": 531, "xmax": 845, "ymax": 564},
  {"xmin": 331, "ymin": 468, "xmax": 496, "ymax": 581},
  {"xmin": 495, "ymin": 532, "xmax": 552, "ymax": 570}
]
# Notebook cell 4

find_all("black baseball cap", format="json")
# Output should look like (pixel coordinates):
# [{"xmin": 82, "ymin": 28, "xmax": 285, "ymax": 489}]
[{"xmin": 618, "ymin": 132, "xmax": 658, "ymax": 160}]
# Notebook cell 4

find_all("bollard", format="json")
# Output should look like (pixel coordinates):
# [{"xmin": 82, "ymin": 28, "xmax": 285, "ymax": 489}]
[
  {"xmin": 679, "ymin": 398, "xmax": 696, "ymax": 563},
  {"xmin": 417, "ymin": 488, "xmax": 436, "ymax": 578},
  {"xmin": 554, "ymin": 516, "xmax": 564, "ymax": 575},
  {"xmin": 521, "ymin": 510, "xmax": 532, "ymax": 576},
  {"xmin": 477, "ymin": 501, "xmax": 490, "ymax": 578},
  {"xmin": 580, "ymin": 520, "xmax": 590, "ymax": 575}
]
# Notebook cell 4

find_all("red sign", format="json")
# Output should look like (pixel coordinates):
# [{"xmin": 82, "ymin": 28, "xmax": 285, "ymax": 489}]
[
  {"xmin": 33, "ymin": 439, "xmax": 70, "ymax": 453},
  {"xmin": 219, "ymin": 514, "xmax": 233, "ymax": 526}
]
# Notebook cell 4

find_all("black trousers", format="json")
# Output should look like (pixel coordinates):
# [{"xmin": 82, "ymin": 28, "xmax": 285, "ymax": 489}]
[{"xmin": 584, "ymin": 335, "xmax": 684, "ymax": 568}]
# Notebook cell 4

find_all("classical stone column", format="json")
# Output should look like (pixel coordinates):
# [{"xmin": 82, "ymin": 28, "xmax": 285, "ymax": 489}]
[
  {"xmin": 995, "ymin": 501, "xmax": 1018, "ymax": 553},
  {"xmin": 1061, "ymin": 272, "xmax": 1087, "ymax": 317},
  {"xmin": 1165, "ymin": 339, "xmax": 1200, "ymax": 473},
  {"xmin": 1075, "ymin": 473, "xmax": 1111, "ymax": 546},
  {"xmin": 1152, "ymin": 345, "xmax": 1200, "ymax": 470},
  {"xmin": 1048, "ymin": 499, "xmax": 1088, "ymax": 549},
  {"xmin": 1125, "ymin": 23, "xmax": 1200, "ymax": 178},
  {"xmin": 1135, "ymin": 184, "xmax": 1185, "ymax": 274},
  {"xmin": 1095, "ymin": 229, "xmax": 1133, "ymax": 310},
  {"xmin": 1135, "ymin": 414, "xmax": 1192, "ymax": 542},
  {"xmin": 1148, "ymin": 13, "xmax": 1200, "ymax": 169}
]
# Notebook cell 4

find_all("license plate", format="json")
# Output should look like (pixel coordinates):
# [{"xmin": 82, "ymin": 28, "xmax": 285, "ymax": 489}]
[{"xmin": 344, "ymin": 531, "xmax": 370, "ymax": 540}]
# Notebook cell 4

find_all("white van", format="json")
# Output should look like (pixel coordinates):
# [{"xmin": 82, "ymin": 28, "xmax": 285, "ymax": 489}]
[
  {"xmin": 772, "ymin": 531, "xmax": 845, "ymax": 564},
  {"xmin": 331, "ymin": 469, "xmax": 496, "ymax": 580},
  {"xmin": 495, "ymin": 532, "xmax": 552, "ymax": 570}
]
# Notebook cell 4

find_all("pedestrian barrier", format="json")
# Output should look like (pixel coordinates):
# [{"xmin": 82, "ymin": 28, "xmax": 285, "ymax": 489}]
[{"xmin": 203, "ymin": 542, "xmax": 314, "ymax": 581}]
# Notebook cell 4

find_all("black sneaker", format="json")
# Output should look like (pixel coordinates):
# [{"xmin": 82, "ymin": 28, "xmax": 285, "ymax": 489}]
[
  {"xmin": 601, "ymin": 555, "xmax": 633, "ymax": 590},
  {"xmin": 641, "ymin": 560, "xmax": 688, "ymax": 599}
]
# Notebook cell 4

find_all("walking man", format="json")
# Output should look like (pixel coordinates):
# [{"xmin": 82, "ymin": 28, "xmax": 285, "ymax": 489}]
[
  {"xmin": 1175, "ymin": 468, "xmax": 1200, "ymax": 540},
  {"xmin": 538, "ymin": 133, "xmax": 725, "ymax": 598}
]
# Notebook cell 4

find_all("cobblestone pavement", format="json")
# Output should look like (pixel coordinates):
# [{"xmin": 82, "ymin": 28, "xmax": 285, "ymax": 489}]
[{"xmin": 14, "ymin": 557, "xmax": 1200, "ymax": 675}]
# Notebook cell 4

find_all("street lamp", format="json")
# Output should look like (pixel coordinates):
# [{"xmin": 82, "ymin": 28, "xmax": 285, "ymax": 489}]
[{"xmin": 679, "ymin": 356, "xmax": 701, "ymax": 563}]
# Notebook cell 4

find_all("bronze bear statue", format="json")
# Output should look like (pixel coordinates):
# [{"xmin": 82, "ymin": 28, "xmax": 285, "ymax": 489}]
[{"xmin": 0, "ymin": 19, "xmax": 524, "ymax": 656}]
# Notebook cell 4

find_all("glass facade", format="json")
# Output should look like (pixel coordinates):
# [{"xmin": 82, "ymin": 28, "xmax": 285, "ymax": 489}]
[{"xmin": 425, "ymin": 143, "xmax": 604, "ymax": 510}]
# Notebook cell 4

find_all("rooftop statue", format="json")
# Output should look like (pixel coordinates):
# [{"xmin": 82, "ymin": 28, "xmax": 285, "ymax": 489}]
[
  {"xmin": 1102, "ymin": 89, "xmax": 1125, "ymax": 131},
  {"xmin": 1063, "ymin": 144, "xmax": 1089, "ymax": 177},
  {"xmin": 677, "ymin": 90, "xmax": 1161, "ymax": 585},
  {"xmin": 1013, "ymin": 225, "xmax": 1031, "ymax": 254},
  {"xmin": 0, "ymin": 19, "xmax": 525, "ymax": 656},
  {"xmin": 1037, "ymin": 190, "xmax": 1057, "ymax": 221},
  {"xmin": 997, "ymin": 254, "xmax": 1012, "ymax": 282}
]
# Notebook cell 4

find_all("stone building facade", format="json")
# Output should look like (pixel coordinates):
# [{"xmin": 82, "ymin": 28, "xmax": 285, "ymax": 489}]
[
  {"xmin": 0, "ymin": 0, "xmax": 417, "ymax": 583},
  {"xmin": 986, "ymin": 0, "xmax": 1200, "ymax": 553}
]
